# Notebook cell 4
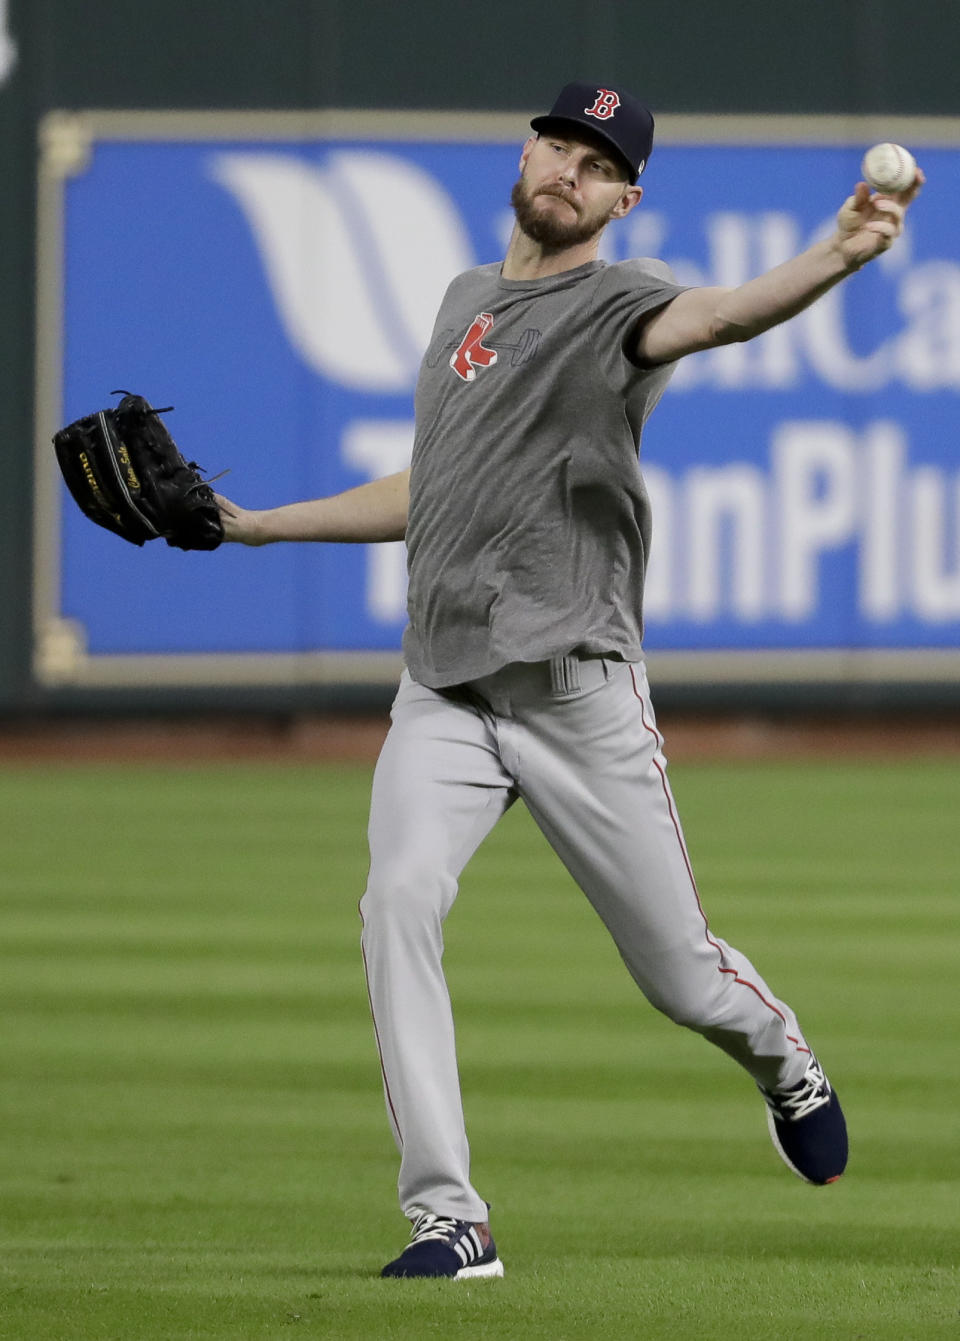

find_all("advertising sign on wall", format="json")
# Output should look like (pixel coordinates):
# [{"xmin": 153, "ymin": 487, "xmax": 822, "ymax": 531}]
[{"xmin": 33, "ymin": 111, "xmax": 960, "ymax": 687}]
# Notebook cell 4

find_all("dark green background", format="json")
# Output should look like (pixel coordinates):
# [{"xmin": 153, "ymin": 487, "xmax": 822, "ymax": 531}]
[{"xmin": 3, "ymin": 0, "xmax": 958, "ymax": 714}]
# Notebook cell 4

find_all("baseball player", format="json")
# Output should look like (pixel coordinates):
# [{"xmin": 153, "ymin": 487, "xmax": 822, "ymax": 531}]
[{"xmin": 217, "ymin": 82, "xmax": 923, "ymax": 1279}]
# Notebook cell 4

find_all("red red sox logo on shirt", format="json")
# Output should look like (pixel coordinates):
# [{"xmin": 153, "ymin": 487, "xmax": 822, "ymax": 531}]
[
  {"xmin": 584, "ymin": 89, "xmax": 621, "ymax": 121},
  {"xmin": 450, "ymin": 312, "xmax": 499, "ymax": 382},
  {"xmin": 435, "ymin": 313, "xmax": 540, "ymax": 380}
]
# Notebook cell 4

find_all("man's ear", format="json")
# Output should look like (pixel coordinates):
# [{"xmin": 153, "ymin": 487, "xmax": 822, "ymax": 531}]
[
  {"xmin": 611, "ymin": 185, "xmax": 643, "ymax": 219},
  {"xmin": 518, "ymin": 135, "xmax": 537, "ymax": 173}
]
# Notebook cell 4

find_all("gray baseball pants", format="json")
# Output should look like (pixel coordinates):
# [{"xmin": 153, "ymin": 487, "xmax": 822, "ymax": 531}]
[{"xmin": 359, "ymin": 656, "xmax": 812, "ymax": 1223}]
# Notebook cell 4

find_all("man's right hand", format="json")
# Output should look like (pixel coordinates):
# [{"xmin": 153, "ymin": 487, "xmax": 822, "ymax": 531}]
[
  {"xmin": 214, "ymin": 494, "xmax": 267, "ymax": 545},
  {"xmin": 211, "ymin": 470, "xmax": 409, "ymax": 546}
]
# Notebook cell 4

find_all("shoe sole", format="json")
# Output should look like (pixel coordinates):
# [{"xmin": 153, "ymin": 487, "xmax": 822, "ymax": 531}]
[
  {"xmin": 455, "ymin": 1258, "xmax": 504, "ymax": 1280},
  {"xmin": 766, "ymin": 1107, "xmax": 843, "ymax": 1186}
]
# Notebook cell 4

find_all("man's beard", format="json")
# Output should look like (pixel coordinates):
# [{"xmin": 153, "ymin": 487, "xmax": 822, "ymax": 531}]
[{"xmin": 510, "ymin": 176, "xmax": 615, "ymax": 249}]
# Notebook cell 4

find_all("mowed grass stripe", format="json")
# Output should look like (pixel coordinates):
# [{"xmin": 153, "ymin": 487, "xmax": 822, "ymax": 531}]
[{"xmin": 0, "ymin": 759, "xmax": 957, "ymax": 1339}]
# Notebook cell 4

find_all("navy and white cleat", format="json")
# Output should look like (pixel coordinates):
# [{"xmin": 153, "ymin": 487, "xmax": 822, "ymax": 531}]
[
  {"xmin": 380, "ymin": 1208, "xmax": 504, "ymax": 1279},
  {"xmin": 759, "ymin": 1055, "xmax": 848, "ymax": 1185}
]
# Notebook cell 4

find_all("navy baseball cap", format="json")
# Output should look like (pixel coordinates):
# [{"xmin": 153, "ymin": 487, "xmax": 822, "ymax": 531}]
[{"xmin": 530, "ymin": 82, "xmax": 654, "ymax": 183}]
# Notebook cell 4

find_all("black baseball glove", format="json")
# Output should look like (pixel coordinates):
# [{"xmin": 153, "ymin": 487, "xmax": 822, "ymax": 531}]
[{"xmin": 52, "ymin": 392, "xmax": 224, "ymax": 550}]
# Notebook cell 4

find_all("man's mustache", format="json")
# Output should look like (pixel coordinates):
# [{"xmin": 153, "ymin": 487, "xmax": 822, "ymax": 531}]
[{"xmin": 535, "ymin": 184, "xmax": 580, "ymax": 211}]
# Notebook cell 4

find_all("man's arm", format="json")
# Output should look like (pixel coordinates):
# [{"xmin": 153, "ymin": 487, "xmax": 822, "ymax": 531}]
[
  {"xmin": 636, "ymin": 175, "xmax": 925, "ymax": 365},
  {"xmin": 216, "ymin": 468, "xmax": 410, "ymax": 546}
]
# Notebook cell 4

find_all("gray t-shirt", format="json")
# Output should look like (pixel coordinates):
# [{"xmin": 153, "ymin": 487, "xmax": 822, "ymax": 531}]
[{"xmin": 402, "ymin": 257, "xmax": 685, "ymax": 688}]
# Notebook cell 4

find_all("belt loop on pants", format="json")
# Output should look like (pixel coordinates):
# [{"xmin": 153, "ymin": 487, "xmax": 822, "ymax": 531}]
[{"xmin": 548, "ymin": 654, "xmax": 581, "ymax": 697}]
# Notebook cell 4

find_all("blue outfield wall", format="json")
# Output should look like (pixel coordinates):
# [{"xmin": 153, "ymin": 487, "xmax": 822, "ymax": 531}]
[{"xmin": 37, "ymin": 127, "xmax": 960, "ymax": 685}]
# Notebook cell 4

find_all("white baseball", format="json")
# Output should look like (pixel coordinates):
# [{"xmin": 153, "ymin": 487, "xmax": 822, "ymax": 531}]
[{"xmin": 861, "ymin": 142, "xmax": 917, "ymax": 194}]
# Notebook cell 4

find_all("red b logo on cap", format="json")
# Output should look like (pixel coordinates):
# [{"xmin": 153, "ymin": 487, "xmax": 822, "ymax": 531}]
[{"xmin": 584, "ymin": 89, "xmax": 621, "ymax": 121}]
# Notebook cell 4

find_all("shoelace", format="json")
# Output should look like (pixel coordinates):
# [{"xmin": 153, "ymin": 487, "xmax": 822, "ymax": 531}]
[
  {"xmin": 408, "ymin": 1211, "xmax": 463, "ymax": 1245},
  {"xmin": 766, "ymin": 1061, "xmax": 832, "ymax": 1122}
]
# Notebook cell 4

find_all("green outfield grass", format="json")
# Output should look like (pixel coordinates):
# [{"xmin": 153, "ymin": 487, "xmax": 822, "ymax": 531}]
[{"xmin": 0, "ymin": 755, "xmax": 957, "ymax": 1339}]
